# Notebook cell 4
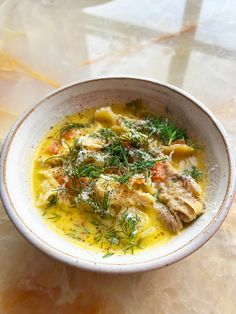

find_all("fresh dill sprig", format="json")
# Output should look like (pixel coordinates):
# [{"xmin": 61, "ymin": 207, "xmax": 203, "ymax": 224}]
[
  {"xmin": 120, "ymin": 129, "xmax": 148, "ymax": 149},
  {"xmin": 104, "ymin": 140, "xmax": 129, "ymax": 168},
  {"xmin": 138, "ymin": 116, "xmax": 187, "ymax": 145},
  {"xmin": 90, "ymin": 217, "xmax": 107, "ymax": 228},
  {"xmin": 129, "ymin": 159, "xmax": 156, "ymax": 173},
  {"xmin": 104, "ymin": 227, "xmax": 120, "ymax": 244},
  {"xmin": 92, "ymin": 216, "xmax": 120, "ymax": 248},
  {"xmin": 104, "ymin": 135, "xmax": 158, "ymax": 180},
  {"xmin": 111, "ymin": 160, "xmax": 156, "ymax": 185},
  {"xmin": 96, "ymin": 128, "xmax": 117, "ymax": 143},
  {"xmin": 46, "ymin": 193, "xmax": 58, "ymax": 209},
  {"xmin": 59, "ymin": 122, "xmax": 90, "ymax": 138},
  {"xmin": 44, "ymin": 155, "xmax": 65, "ymax": 165},
  {"xmin": 119, "ymin": 211, "xmax": 140, "ymax": 241},
  {"xmin": 75, "ymin": 164, "xmax": 104, "ymax": 179},
  {"xmin": 66, "ymin": 225, "xmax": 83, "ymax": 240},
  {"xmin": 157, "ymin": 118, "xmax": 187, "ymax": 145},
  {"xmin": 121, "ymin": 117, "xmax": 137, "ymax": 129},
  {"xmin": 183, "ymin": 166, "xmax": 203, "ymax": 182},
  {"xmin": 94, "ymin": 224, "xmax": 120, "ymax": 245},
  {"xmin": 47, "ymin": 212, "xmax": 61, "ymax": 220},
  {"xmin": 62, "ymin": 141, "xmax": 81, "ymax": 168},
  {"xmin": 91, "ymin": 209, "xmax": 141, "ymax": 254},
  {"xmin": 118, "ymin": 210, "xmax": 141, "ymax": 254},
  {"xmin": 102, "ymin": 251, "xmax": 114, "ymax": 258},
  {"xmin": 89, "ymin": 208, "xmax": 143, "ymax": 255},
  {"xmin": 112, "ymin": 173, "xmax": 133, "ymax": 184},
  {"xmin": 81, "ymin": 191, "xmax": 112, "ymax": 216},
  {"xmin": 112, "ymin": 158, "xmax": 163, "ymax": 185},
  {"xmin": 81, "ymin": 223, "xmax": 90, "ymax": 234}
]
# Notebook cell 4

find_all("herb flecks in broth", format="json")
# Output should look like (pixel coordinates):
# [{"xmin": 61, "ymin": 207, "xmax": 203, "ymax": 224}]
[{"xmin": 33, "ymin": 102, "xmax": 206, "ymax": 256}]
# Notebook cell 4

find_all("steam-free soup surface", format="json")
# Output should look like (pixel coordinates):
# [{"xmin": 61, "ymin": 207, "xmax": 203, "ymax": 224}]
[{"xmin": 33, "ymin": 101, "xmax": 206, "ymax": 257}]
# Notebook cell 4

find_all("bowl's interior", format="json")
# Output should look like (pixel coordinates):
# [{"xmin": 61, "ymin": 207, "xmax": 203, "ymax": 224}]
[{"xmin": 2, "ymin": 78, "xmax": 231, "ymax": 272}]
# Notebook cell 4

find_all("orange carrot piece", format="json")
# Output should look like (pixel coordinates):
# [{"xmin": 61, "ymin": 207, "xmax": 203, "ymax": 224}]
[
  {"xmin": 64, "ymin": 129, "xmax": 76, "ymax": 140},
  {"xmin": 151, "ymin": 162, "xmax": 166, "ymax": 181},
  {"xmin": 47, "ymin": 140, "xmax": 61, "ymax": 155}
]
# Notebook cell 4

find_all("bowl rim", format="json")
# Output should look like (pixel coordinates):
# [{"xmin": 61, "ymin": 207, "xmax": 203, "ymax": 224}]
[{"xmin": 0, "ymin": 76, "xmax": 235, "ymax": 274}]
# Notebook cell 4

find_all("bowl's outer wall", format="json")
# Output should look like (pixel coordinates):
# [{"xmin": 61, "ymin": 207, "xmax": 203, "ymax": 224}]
[{"xmin": 0, "ymin": 77, "xmax": 235, "ymax": 273}]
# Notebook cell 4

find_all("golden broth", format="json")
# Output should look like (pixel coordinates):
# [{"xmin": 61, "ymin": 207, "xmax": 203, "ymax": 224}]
[{"xmin": 33, "ymin": 103, "xmax": 206, "ymax": 256}]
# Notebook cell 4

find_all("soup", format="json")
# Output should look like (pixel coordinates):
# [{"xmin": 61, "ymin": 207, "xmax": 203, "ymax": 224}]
[{"xmin": 33, "ymin": 101, "xmax": 206, "ymax": 257}]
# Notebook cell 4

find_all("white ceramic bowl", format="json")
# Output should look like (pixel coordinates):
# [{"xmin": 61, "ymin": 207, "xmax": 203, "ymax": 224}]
[{"xmin": 0, "ymin": 77, "xmax": 235, "ymax": 273}]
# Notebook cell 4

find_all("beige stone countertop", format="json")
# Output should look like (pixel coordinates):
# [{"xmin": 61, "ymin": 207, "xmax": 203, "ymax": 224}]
[{"xmin": 0, "ymin": 1, "xmax": 236, "ymax": 313}]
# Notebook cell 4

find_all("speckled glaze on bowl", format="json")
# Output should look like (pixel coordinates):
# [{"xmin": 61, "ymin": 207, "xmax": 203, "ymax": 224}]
[{"xmin": 0, "ymin": 77, "xmax": 235, "ymax": 273}]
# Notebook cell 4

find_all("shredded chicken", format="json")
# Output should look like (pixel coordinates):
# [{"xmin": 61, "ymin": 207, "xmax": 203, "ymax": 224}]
[
  {"xmin": 156, "ymin": 161, "xmax": 204, "ymax": 232},
  {"xmin": 155, "ymin": 202, "xmax": 183, "ymax": 233},
  {"xmin": 94, "ymin": 176, "xmax": 155, "ymax": 210}
]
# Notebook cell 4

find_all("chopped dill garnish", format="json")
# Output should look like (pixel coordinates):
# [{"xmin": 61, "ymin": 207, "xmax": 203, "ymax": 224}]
[
  {"xmin": 66, "ymin": 226, "xmax": 83, "ymax": 240},
  {"xmin": 44, "ymin": 155, "xmax": 65, "ymax": 165},
  {"xmin": 38, "ymin": 104, "xmax": 205, "ymax": 257},
  {"xmin": 138, "ymin": 116, "xmax": 187, "ymax": 145},
  {"xmin": 121, "ymin": 117, "xmax": 136, "ymax": 129},
  {"xmin": 156, "ymin": 118, "xmax": 187, "ymax": 145},
  {"xmin": 104, "ymin": 140, "xmax": 129, "ymax": 168},
  {"xmin": 81, "ymin": 223, "xmax": 90, "ymax": 234},
  {"xmin": 118, "ymin": 210, "xmax": 141, "ymax": 254},
  {"xmin": 120, "ymin": 129, "xmax": 148, "ymax": 148},
  {"xmin": 90, "ymin": 209, "xmax": 141, "ymax": 254},
  {"xmin": 96, "ymin": 128, "xmax": 117, "ymax": 142},
  {"xmin": 111, "ymin": 160, "xmax": 156, "ymax": 185},
  {"xmin": 129, "ymin": 159, "xmax": 156, "ymax": 173},
  {"xmin": 75, "ymin": 164, "xmax": 104, "ymax": 179},
  {"xmin": 47, "ymin": 212, "xmax": 61, "ymax": 220},
  {"xmin": 102, "ymin": 251, "xmax": 114, "ymax": 258},
  {"xmin": 46, "ymin": 194, "xmax": 58, "ymax": 209},
  {"xmin": 112, "ymin": 173, "xmax": 133, "ymax": 184},
  {"xmin": 94, "ymin": 224, "xmax": 120, "ymax": 245},
  {"xmin": 119, "ymin": 211, "xmax": 140, "ymax": 241},
  {"xmin": 61, "ymin": 141, "xmax": 81, "ymax": 175},
  {"xmin": 112, "ymin": 158, "xmax": 164, "ymax": 184},
  {"xmin": 183, "ymin": 166, "xmax": 203, "ymax": 182},
  {"xmin": 105, "ymin": 227, "xmax": 120, "ymax": 245},
  {"xmin": 59, "ymin": 122, "xmax": 90, "ymax": 138},
  {"xmin": 79, "ymin": 191, "xmax": 112, "ymax": 217},
  {"xmin": 90, "ymin": 217, "xmax": 107, "ymax": 228}
]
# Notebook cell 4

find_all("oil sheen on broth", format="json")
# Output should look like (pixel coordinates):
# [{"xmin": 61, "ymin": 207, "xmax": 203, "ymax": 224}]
[{"xmin": 33, "ymin": 101, "xmax": 206, "ymax": 256}]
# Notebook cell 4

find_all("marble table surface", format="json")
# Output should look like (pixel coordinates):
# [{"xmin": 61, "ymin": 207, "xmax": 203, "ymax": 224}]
[{"xmin": 0, "ymin": 1, "xmax": 236, "ymax": 313}]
